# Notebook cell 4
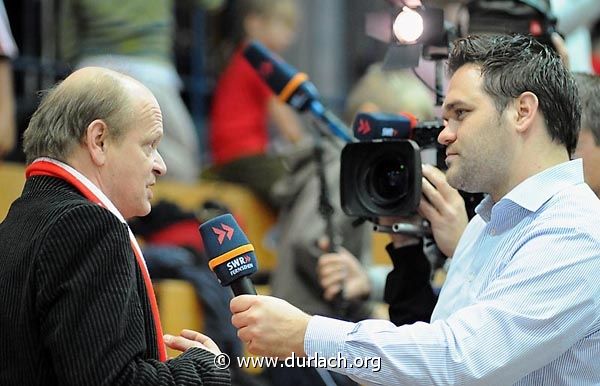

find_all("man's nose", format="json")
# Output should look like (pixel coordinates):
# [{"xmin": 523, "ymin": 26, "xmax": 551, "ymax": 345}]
[
  {"xmin": 438, "ymin": 124, "xmax": 457, "ymax": 146},
  {"xmin": 153, "ymin": 150, "xmax": 167, "ymax": 176}
]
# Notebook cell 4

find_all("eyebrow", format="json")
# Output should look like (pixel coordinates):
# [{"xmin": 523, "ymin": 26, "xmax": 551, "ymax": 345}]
[
  {"xmin": 443, "ymin": 99, "xmax": 476, "ymax": 114},
  {"xmin": 442, "ymin": 101, "xmax": 463, "ymax": 113}
]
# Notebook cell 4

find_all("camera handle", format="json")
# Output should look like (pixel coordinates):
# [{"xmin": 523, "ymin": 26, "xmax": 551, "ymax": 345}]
[
  {"xmin": 309, "ymin": 117, "xmax": 352, "ymax": 319},
  {"xmin": 372, "ymin": 221, "xmax": 433, "ymax": 237}
]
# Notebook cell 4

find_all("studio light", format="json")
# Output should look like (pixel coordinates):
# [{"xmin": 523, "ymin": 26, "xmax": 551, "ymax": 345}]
[{"xmin": 392, "ymin": 6, "xmax": 424, "ymax": 44}]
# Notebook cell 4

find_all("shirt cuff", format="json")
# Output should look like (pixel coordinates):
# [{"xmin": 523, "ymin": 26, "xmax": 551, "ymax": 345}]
[{"xmin": 304, "ymin": 315, "xmax": 355, "ymax": 359}]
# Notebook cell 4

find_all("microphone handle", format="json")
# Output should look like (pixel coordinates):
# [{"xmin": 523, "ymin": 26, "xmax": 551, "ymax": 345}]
[
  {"xmin": 308, "ymin": 101, "xmax": 355, "ymax": 143},
  {"xmin": 230, "ymin": 276, "xmax": 257, "ymax": 296}
]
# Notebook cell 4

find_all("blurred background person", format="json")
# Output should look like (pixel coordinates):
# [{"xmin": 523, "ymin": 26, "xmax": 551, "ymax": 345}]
[
  {"xmin": 59, "ymin": 0, "xmax": 223, "ymax": 183},
  {"xmin": 573, "ymin": 72, "xmax": 600, "ymax": 198},
  {"xmin": 592, "ymin": 19, "xmax": 600, "ymax": 74},
  {"xmin": 208, "ymin": 0, "xmax": 306, "ymax": 209},
  {"xmin": 0, "ymin": 0, "xmax": 17, "ymax": 159}
]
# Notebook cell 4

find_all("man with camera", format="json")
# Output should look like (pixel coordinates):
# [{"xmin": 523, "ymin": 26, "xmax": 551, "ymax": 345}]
[
  {"xmin": 230, "ymin": 34, "xmax": 600, "ymax": 385},
  {"xmin": 318, "ymin": 0, "xmax": 596, "ymax": 329}
]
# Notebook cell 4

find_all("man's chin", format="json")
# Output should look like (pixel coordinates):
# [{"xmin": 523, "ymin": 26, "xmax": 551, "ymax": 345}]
[
  {"xmin": 140, "ymin": 203, "xmax": 152, "ymax": 217},
  {"xmin": 445, "ymin": 168, "xmax": 464, "ymax": 191},
  {"xmin": 126, "ymin": 204, "xmax": 152, "ymax": 220}
]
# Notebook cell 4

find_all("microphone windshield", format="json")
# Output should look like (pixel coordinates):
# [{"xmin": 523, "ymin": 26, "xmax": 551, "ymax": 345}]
[
  {"xmin": 243, "ymin": 41, "xmax": 296, "ymax": 97},
  {"xmin": 198, "ymin": 214, "xmax": 258, "ymax": 286},
  {"xmin": 243, "ymin": 40, "xmax": 353, "ymax": 143},
  {"xmin": 243, "ymin": 40, "xmax": 320, "ymax": 109}
]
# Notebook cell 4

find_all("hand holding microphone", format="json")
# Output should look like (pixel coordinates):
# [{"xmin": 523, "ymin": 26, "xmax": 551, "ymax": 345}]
[
  {"xmin": 199, "ymin": 214, "xmax": 258, "ymax": 296},
  {"xmin": 200, "ymin": 215, "xmax": 310, "ymax": 358}
]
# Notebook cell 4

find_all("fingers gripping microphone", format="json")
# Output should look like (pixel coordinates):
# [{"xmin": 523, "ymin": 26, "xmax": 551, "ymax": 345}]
[
  {"xmin": 199, "ymin": 214, "xmax": 258, "ymax": 296},
  {"xmin": 243, "ymin": 40, "xmax": 355, "ymax": 143}
]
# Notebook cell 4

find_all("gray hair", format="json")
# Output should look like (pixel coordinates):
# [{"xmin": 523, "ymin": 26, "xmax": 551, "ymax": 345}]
[
  {"xmin": 344, "ymin": 63, "xmax": 435, "ymax": 124},
  {"xmin": 573, "ymin": 72, "xmax": 600, "ymax": 145},
  {"xmin": 23, "ymin": 71, "xmax": 133, "ymax": 164}
]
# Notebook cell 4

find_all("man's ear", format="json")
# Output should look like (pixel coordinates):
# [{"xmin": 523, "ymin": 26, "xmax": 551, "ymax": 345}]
[
  {"xmin": 514, "ymin": 91, "xmax": 539, "ymax": 134},
  {"xmin": 84, "ymin": 119, "xmax": 110, "ymax": 166}
]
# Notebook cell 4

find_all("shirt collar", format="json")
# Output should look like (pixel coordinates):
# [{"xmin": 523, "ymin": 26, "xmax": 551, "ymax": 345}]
[{"xmin": 476, "ymin": 159, "xmax": 584, "ymax": 222}]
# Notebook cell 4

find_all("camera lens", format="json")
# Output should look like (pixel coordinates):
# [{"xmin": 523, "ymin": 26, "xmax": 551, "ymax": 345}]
[
  {"xmin": 365, "ymin": 155, "xmax": 408, "ymax": 207},
  {"xmin": 341, "ymin": 140, "xmax": 421, "ymax": 217}
]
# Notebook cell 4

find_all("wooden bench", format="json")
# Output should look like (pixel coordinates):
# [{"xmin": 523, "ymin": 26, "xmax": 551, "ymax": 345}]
[{"xmin": 0, "ymin": 162, "xmax": 26, "ymax": 221}]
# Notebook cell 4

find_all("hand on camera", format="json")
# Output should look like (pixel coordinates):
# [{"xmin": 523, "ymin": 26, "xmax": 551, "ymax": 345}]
[
  {"xmin": 317, "ymin": 238, "xmax": 371, "ymax": 302},
  {"xmin": 378, "ymin": 165, "xmax": 467, "ymax": 256},
  {"xmin": 378, "ymin": 215, "xmax": 423, "ymax": 248},
  {"xmin": 418, "ymin": 164, "xmax": 468, "ymax": 257}
]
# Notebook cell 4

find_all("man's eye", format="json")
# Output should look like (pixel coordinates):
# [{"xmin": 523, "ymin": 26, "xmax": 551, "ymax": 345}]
[{"xmin": 455, "ymin": 109, "xmax": 467, "ymax": 120}]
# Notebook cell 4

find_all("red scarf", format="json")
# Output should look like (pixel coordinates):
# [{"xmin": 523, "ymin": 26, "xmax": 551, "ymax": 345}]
[{"xmin": 26, "ymin": 158, "xmax": 167, "ymax": 362}]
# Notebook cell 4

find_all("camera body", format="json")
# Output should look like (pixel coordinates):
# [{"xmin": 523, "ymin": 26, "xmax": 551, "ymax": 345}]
[{"xmin": 340, "ymin": 112, "xmax": 444, "ymax": 218}]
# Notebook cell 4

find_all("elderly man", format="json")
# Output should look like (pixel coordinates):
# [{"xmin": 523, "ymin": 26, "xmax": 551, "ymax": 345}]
[{"xmin": 0, "ymin": 67, "xmax": 230, "ymax": 385}]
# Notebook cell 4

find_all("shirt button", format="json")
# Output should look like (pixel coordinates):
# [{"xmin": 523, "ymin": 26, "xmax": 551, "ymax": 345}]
[{"xmin": 490, "ymin": 228, "xmax": 496, "ymax": 236}]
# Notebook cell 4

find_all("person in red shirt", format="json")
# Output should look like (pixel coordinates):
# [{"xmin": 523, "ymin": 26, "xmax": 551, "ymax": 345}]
[{"xmin": 209, "ymin": 0, "xmax": 305, "ymax": 208}]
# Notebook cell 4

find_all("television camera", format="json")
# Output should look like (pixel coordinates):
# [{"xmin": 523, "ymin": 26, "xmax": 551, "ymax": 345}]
[{"xmin": 340, "ymin": 112, "xmax": 444, "ymax": 217}]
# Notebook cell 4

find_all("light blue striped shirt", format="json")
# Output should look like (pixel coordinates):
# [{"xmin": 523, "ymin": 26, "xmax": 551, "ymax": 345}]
[{"xmin": 305, "ymin": 159, "xmax": 600, "ymax": 385}]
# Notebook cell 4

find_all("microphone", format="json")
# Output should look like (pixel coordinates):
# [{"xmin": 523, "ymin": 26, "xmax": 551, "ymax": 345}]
[
  {"xmin": 352, "ymin": 112, "xmax": 416, "ymax": 141},
  {"xmin": 199, "ymin": 214, "xmax": 258, "ymax": 296},
  {"xmin": 243, "ymin": 40, "xmax": 355, "ymax": 143}
]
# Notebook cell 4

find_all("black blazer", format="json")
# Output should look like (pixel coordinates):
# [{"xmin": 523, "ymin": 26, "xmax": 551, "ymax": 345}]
[{"xmin": 0, "ymin": 176, "xmax": 230, "ymax": 386}]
